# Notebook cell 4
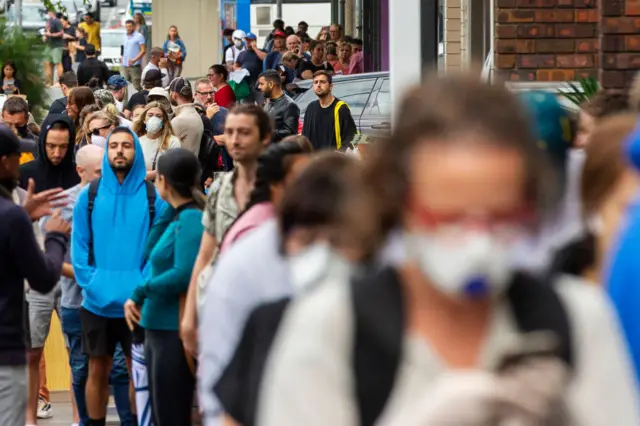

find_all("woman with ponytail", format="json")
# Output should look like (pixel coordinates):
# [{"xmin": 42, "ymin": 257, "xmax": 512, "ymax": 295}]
[
  {"xmin": 219, "ymin": 138, "xmax": 313, "ymax": 254},
  {"xmin": 124, "ymin": 148, "xmax": 205, "ymax": 426}
]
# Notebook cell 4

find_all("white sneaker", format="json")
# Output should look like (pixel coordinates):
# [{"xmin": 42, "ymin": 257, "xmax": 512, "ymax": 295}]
[{"xmin": 36, "ymin": 397, "xmax": 53, "ymax": 419}]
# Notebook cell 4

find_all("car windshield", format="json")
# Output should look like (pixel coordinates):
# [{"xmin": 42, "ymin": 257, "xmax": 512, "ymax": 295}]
[
  {"xmin": 9, "ymin": 4, "xmax": 46, "ymax": 23},
  {"xmin": 102, "ymin": 32, "xmax": 124, "ymax": 48}
]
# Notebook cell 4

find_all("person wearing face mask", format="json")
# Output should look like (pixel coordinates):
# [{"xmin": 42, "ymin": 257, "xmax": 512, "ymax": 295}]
[
  {"xmin": 258, "ymin": 75, "xmax": 640, "ymax": 426},
  {"xmin": 258, "ymin": 70, "xmax": 300, "ymax": 143},
  {"xmin": 84, "ymin": 111, "xmax": 119, "ymax": 149},
  {"xmin": 133, "ymin": 102, "xmax": 181, "ymax": 181},
  {"xmin": 225, "ymin": 29, "xmax": 247, "ymax": 71},
  {"xmin": 199, "ymin": 152, "xmax": 374, "ymax": 426}
]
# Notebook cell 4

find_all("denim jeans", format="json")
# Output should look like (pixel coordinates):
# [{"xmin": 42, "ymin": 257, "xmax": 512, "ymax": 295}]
[{"xmin": 60, "ymin": 307, "xmax": 134, "ymax": 426}]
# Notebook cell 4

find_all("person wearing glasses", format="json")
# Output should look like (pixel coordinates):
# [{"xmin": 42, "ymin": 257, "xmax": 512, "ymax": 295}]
[
  {"xmin": 208, "ymin": 64, "xmax": 236, "ymax": 109},
  {"xmin": 83, "ymin": 111, "xmax": 119, "ymax": 149}
]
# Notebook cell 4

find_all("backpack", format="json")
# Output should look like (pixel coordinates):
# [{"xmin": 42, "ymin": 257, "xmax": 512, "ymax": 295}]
[
  {"xmin": 195, "ymin": 107, "xmax": 219, "ymax": 184},
  {"xmin": 351, "ymin": 267, "xmax": 574, "ymax": 426},
  {"xmin": 86, "ymin": 178, "xmax": 157, "ymax": 267}
]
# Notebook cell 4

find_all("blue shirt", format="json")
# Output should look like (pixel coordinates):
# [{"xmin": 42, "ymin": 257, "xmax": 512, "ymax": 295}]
[{"xmin": 123, "ymin": 31, "xmax": 146, "ymax": 67}]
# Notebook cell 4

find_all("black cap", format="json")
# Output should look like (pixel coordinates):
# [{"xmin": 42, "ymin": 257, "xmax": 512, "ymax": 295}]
[
  {"xmin": 144, "ymin": 69, "xmax": 163, "ymax": 84},
  {"xmin": 85, "ymin": 44, "xmax": 96, "ymax": 56},
  {"xmin": 168, "ymin": 77, "xmax": 193, "ymax": 98},
  {"xmin": 0, "ymin": 125, "xmax": 30, "ymax": 157}
]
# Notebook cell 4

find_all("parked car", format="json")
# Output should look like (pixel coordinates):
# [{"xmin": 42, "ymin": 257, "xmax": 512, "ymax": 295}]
[
  {"xmin": 99, "ymin": 28, "xmax": 125, "ymax": 73},
  {"xmin": 292, "ymin": 71, "xmax": 392, "ymax": 138},
  {"xmin": 6, "ymin": 0, "xmax": 80, "ymax": 32}
]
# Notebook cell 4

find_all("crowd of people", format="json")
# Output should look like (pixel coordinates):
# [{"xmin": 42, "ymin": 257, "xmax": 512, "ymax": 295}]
[{"xmin": 6, "ymin": 7, "xmax": 640, "ymax": 426}]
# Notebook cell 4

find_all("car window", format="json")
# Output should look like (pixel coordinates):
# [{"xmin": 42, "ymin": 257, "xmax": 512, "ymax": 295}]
[
  {"xmin": 297, "ymin": 89, "xmax": 318, "ymax": 116},
  {"xmin": 102, "ymin": 32, "xmax": 124, "ymax": 48},
  {"xmin": 332, "ymin": 78, "xmax": 376, "ymax": 117},
  {"xmin": 365, "ymin": 78, "xmax": 391, "ymax": 116},
  {"xmin": 10, "ymin": 5, "xmax": 46, "ymax": 22}
]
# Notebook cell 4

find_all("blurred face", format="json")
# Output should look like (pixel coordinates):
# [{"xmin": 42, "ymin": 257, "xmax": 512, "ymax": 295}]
[
  {"xmin": 61, "ymin": 18, "xmax": 70, "ymax": 27},
  {"xmin": 271, "ymin": 155, "xmax": 310, "ymax": 206},
  {"xmin": 339, "ymin": 44, "xmax": 352, "ymax": 61},
  {"xmin": 75, "ymin": 29, "xmax": 84, "ymax": 38},
  {"xmin": 155, "ymin": 174, "xmax": 169, "ymax": 200},
  {"xmin": 132, "ymin": 105, "xmax": 145, "ymax": 121},
  {"xmin": 107, "ymin": 131, "xmax": 136, "ymax": 172},
  {"xmin": 66, "ymin": 100, "xmax": 79, "ymax": 120},
  {"xmin": 312, "ymin": 45, "xmax": 325, "ymax": 62},
  {"xmin": 3, "ymin": 65, "xmax": 15, "ymax": 77},
  {"xmin": 145, "ymin": 107, "xmax": 164, "ymax": 121},
  {"xmin": 77, "ymin": 158, "xmax": 102, "ymax": 184},
  {"xmin": 2, "ymin": 111, "xmax": 28, "ymax": 135},
  {"xmin": 126, "ymin": 22, "xmax": 135, "ymax": 34},
  {"xmin": 351, "ymin": 43, "xmax": 363, "ymax": 53},
  {"xmin": 169, "ymin": 27, "xmax": 178, "ymax": 38},
  {"xmin": 224, "ymin": 113, "xmax": 268, "ymax": 163},
  {"xmin": 329, "ymin": 25, "xmax": 340, "ymax": 40},
  {"xmin": 111, "ymin": 87, "xmax": 125, "ymax": 102},
  {"xmin": 283, "ymin": 57, "xmax": 297, "ymax": 69},
  {"xmin": 257, "ymin": 76, "xmax": 274, "ymax": 98},
  {"xmin": 0, "ymin": 153, "xmax": 20, "ymax": 186},
  {"xmin": 45, "ymin": 129, "xmax": 71, "ymax": 166},
  {"xmin": 207, "ymin": 69, "xmax": 220, "ymax": 86},
  {"xmin": 313, "ymin": 75, "xmax": 332, "ymax": 97},
  {"xmin": 287, "ymin": 36, "xmax": 300, "ymax": 52},
  {"xmin": 88, "ymin": 118, "xmax": 112, "ymax": 138},
  {"xmin": 274, "ymin": 36, "xmax": 286, "ymax": 49},
  {"xmin": 575, "ymin": 110, "xmax": 595, "ymax": 149},
  {"xmin": 326, "ymin": 52, "xmax": 337, "ymax": 62},
  {"xmin": 84, "ymin": 15, "xmax": 94, "ymax": 24},
  {"xmin": 195, "ymin": 82, "xmax": 215, "ymax": 106},
  {"xmin": 298, "ymin": 23, "xmax": 308, "ymax": 33}
]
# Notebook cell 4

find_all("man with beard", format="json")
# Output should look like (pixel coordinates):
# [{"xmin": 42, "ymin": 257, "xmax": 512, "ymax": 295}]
[
  {"xmin": 72, "ymin": 127, "xmax": 167, "ymax": 426},
  {"xmin": 180, "ymin": 105, "xmax": 271, "ymax": 402},
  {"xmin": 0, "ymin": 125, "xmax": 70, "ymax": 425},
  {"xmin": 169, "ymin": 77, "xmax": 204, "ymax": 156},
  {"xmin": 302, "ymin": 71, "xmax": 357, "ymax": 151},
  {"xmin": 258, "ymin": 70, "xmax": 299, "ymax": 143}
]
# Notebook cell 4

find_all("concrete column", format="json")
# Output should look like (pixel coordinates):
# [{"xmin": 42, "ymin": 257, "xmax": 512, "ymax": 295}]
[
  {"xmin": 345, "ymin": 0, "xmax": 354, "ymax": 36},
  {"xmin": 152, "ymin": 0, "xmax": 221, "ymax": 79}
]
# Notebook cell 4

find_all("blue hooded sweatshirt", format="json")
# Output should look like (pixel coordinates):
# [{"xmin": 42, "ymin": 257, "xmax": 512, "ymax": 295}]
[
  {"xmin": 605, "ymin": 121, "xmax": 640, "ymax": 388},
  {"xmin": 71, "ymin": 127, "xmax": 167, "ymax": 318}
]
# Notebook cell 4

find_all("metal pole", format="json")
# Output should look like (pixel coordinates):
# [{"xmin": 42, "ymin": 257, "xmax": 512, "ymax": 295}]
[
  {"xmin": 354, "ymin": 0, "xmax": 362, "ymax": 38},
  {"xmin": 420, "ymin": 0, "xmax": 439, "ymax": 72},
  {"xmin": 16, "ymin": 0, "xmax": 23, "ymax": 28},
  {"xmin": 331, "ymin": 0, "xmax": 338, "ymax": 24},
  {"xmin": 276, "ymin": 0, "xmax": 283, "ymax": 20},
  {"xmin": 338, "ymin": 0, "xmax": 346, "ymax": 28}
]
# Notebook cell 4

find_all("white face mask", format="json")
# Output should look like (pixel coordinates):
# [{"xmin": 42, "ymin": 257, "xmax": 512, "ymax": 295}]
[
  {"xmin": 234, "ymin": 39, "xmax": 244, "ymax": 48},
  {"xmin": 146, "ymin": 116, "xmax": 163, "ymax": 133},
  {"xmin": 91, "ymin": 134, "xmax": 107, "ymax": 148},
  {"xmin": 288, "ymin": 242, "xmax": 352, "ymax": 293},
  {"xmin": 406, "ymin": 231, "xmax": 517, "ymax": 299}
]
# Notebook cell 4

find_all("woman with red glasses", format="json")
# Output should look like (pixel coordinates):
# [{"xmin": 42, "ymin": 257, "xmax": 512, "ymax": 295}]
[{"xmin": 257, "ymin": 74, "xmax": 640, "ymax": 426}]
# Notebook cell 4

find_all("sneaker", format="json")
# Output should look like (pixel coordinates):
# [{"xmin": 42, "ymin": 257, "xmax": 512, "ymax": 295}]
[{"xmin": 37, "ymin": 397, "xmax": 53, "ymax": 419}]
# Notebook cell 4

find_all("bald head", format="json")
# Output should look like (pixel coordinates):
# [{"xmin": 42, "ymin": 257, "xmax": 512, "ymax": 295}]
[
  {"xmin": 286, "ymin": 35, "xmax": 301, "ymax": 52},
  {"xmin": 76, "ymin": 144, "xmax": 103, "ymax": 184}
]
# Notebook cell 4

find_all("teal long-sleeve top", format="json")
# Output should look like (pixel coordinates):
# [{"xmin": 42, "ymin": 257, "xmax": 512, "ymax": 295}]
[{"xmin": 130, "ymin": 203, "xmax": 203, "ymax": 331}]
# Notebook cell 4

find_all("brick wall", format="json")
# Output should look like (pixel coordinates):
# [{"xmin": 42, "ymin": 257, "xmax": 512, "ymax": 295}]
[
  {"xmin": 601, "ymin": 0, "xmax": 640, "ymax": 88},
  {"xmin": 494, "ymin": 0, "xmax": 599, "ymax": 82},
  {"xmin": 445, "ymin": 0, "xmax": 468, "ymax": 71}
]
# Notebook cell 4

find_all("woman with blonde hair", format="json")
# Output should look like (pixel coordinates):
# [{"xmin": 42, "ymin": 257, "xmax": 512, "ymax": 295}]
[
  {"xmin": 75, "ymin": 104, "xmax": 101, "ymax": 149},
  {"xmin": 133, "ymin": 102, "xmax": 181, "ymax": 180}
]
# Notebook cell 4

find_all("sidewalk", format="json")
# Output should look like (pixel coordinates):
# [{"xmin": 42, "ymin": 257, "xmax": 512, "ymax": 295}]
[{"xmin": 41, "ymin": 391, "xmax": 120, "ymax": 426}]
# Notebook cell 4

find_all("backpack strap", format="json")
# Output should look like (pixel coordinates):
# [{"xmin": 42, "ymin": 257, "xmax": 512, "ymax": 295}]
[
  {"xmin": 87, "ymin": 178, "xmax": 101, "ymax": 267},
  {"xmin": 334, "ymin": 101, "xmax": 347, "ymax": 150},
  {"xmin": 506, "ymin": 272, "xmax": 574, "ymax": 370},
  {"xmin": 351, "ymin": 267, "xmax": 404, "ymax": 426},
  {"xmin": 144, "ymin": 180, "xmax": 156, "ymax": 227}
]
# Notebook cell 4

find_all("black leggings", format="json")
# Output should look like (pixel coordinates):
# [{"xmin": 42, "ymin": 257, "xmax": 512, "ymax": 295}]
[{"xmin": 145, "ymin": 329, "xmax": 195, "ymax": 426}]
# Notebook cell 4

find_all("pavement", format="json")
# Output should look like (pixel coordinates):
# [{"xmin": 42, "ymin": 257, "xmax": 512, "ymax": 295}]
[{"xmin": 41, "ymin": 392, "xmax": 120, "ymax": 425}]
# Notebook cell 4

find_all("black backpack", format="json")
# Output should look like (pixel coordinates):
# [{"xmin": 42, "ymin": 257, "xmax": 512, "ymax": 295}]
[
  {"xmin": 86, "ymin": 178, "xmax": 156, "ymax": 267},
  {"xmin": 351, "ymin": 267, "xmax": 574, "ymax": 426}
]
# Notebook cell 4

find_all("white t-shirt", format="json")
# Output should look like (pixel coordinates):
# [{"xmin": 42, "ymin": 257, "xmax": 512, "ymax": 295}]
[
  {"xmin": 225, "ymin": 45, "xmax": 246, "ymax": 64},
  {"xmin": 139, "ymin": 134, "xmax": 181, "ymax": 170},
  {"xmin": 141, "ymin": 62, "xmax": 170, "ymax": 88}
]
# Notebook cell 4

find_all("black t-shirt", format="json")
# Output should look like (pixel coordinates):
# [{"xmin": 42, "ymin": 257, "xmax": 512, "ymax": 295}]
[
  {"xmin": 63, "ymin": 25, "xmax": 76, "ymax": 49},
  {"xmin": 126, "ymin": 90, "xmax": 149, "ymax": 111},
  {"xmin": 48, "ymin": 97, "xmax": 68, "ymax": 115},
  {"xmin": 48, "ymin": 18, "xmax": 64, "ymax": 48},
  {"xmin": 236, "ymin": 50, "xmax": 263, "ymax": 85},
  {"xmin": 301, "ymin": 98, "xmax": 357, "ymax": 151},
  {"xmin": 297, "ymin": 60, "xmax": 334, "ymax": 79},
  {"xmin": 77, "ymin": 58, "xmax": 110, "ymax": 87},
  {"xmin": 75, "ymin": 38, "xmax": 87, "ymax": 63}
]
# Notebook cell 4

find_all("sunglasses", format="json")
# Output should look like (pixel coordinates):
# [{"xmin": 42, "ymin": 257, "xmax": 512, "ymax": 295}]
[
  {"xmin": 197, "ymin": 90, "xmax": 214, "ymax": 96},
  {"xmin": 90, "ymin": 124, "xmax": 110, "ymax": 136}
]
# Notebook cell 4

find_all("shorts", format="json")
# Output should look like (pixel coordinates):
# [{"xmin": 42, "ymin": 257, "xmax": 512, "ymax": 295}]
[
  {"xmin": 26, "ymin": 287, "xmax": 61, "ymax": 349},
  {"xmin": 80, "ymin": 307, "xmax": 132, "ymax": 358},
  {"xmin": 46, "ymin": 46, "xmax": 63, "ymax": 64},
  {"xmin": 0, "ymin": 366, "xmax": 27, "ymax": 425}
]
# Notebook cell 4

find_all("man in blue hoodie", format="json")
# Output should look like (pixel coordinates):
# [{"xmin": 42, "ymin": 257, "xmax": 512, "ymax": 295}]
[{"xmin": 72, "ymin": 127, "xmax": 166, "ymax": 426}]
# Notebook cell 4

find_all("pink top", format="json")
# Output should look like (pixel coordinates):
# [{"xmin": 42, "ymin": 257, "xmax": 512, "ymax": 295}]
[{"xmin": 219, "ymin": 202, "xmax": 276, "ymax": 254}]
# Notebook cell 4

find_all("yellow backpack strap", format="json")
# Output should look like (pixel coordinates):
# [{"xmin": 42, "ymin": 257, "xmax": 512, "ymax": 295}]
[{"xmin": 334, "ymin": 101, "xmax": 347, "ymax": 150}]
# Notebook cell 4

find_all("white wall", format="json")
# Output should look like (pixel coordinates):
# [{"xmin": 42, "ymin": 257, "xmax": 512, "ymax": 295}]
[{"xmin": 250, "ymin": 3, "xmax": 331, "ymax": 46}]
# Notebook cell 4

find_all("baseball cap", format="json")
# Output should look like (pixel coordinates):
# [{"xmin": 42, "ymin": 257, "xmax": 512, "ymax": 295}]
[
  {"xmin": 168, "ymin": 77, "xmax": 193, "ymax": 98},
  {"xmin": 273, "ymin": 29, "xmax": 286, "ymax": 38},
  {"xmin": 0, "ymin": 125, "xmax": 30, "ymax": 157},
  {"xmin": 147, "ymin": 87, "xmax": 170, "ymax": 102},
  {"xmin": 85, "ymin": 44, "xmax": 96, "ymax": 56},
  {"xmin": 232, "ymin": 29, "xmax": 246, "ymax": 40},
  {"xmin": 143, "ymin": 69, "xmax": 163, "ymax": 85},
  {"xmin": 107, "ymin": 75, "xmax": 127, "ymax": 90},
  {"xmin": 245, "ymin": 32, "xmax": 257, "ymax": 40}
]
